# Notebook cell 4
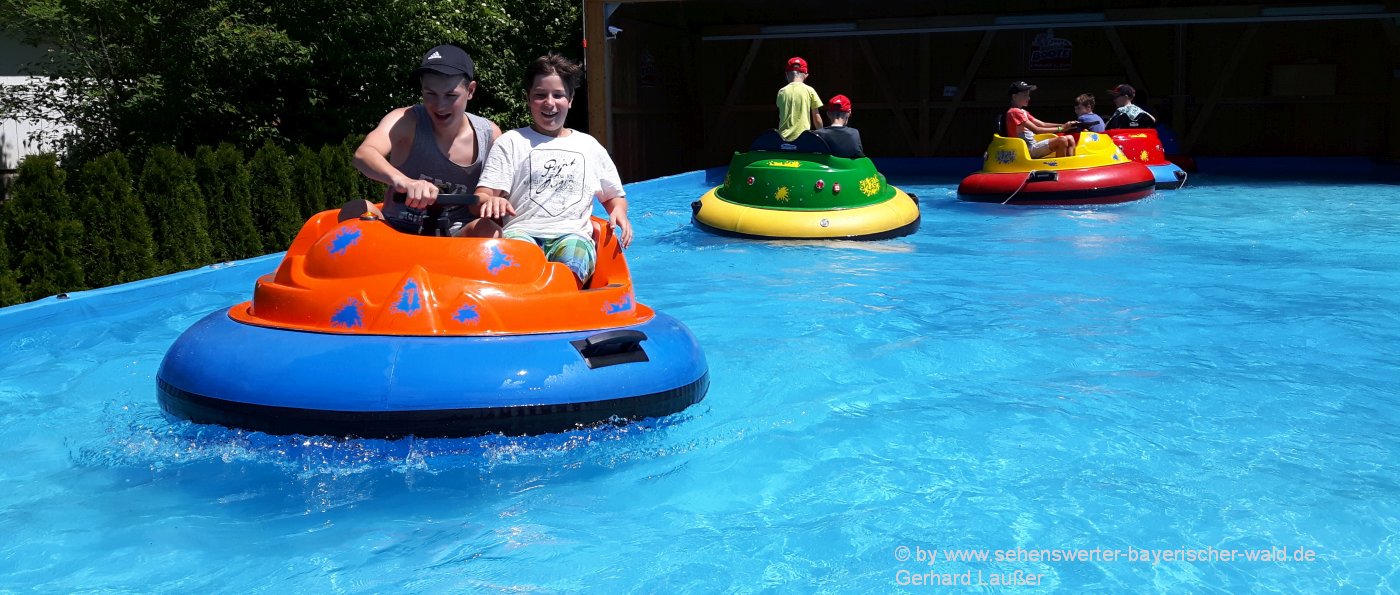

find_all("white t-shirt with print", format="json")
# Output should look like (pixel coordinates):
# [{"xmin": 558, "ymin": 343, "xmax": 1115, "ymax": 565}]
[{"xmin": 477, "ymin": 127, "xmax": 625, "ymax": 240}]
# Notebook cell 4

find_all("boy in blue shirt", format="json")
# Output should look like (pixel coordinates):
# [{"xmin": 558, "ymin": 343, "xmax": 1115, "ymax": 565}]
[{"xmin": 1072, "ymin": 93, "xmax": 1106, "ymax": 133}]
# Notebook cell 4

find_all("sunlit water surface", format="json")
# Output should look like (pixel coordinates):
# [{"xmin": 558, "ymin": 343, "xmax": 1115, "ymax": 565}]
[{"xmin": 2, "ymin": 168, "xmax": 1398, "ymax": 592}]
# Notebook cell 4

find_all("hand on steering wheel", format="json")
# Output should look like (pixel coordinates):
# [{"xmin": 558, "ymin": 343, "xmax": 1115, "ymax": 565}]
[{"xmin": 394, "ymin": 179, "xmax": 439, "ymax": 210}]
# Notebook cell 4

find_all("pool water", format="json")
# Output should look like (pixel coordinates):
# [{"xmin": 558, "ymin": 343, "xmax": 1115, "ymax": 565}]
[{"xmin": 2, "ymin": 169, "xmax": 1398, "ymax": 592}]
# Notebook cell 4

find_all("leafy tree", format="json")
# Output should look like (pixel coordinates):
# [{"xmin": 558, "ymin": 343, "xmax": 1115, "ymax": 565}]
[
  {"xmin": 0, "ymin": 231, "xmax": 23, "ymax": 306},
  {"xmin": 195, "ymin": 144, "xmax": 263, "ymax": 260},
  {"xmin": 2, "ymin": 154, "xmax": 85, "ymax": 300},
  {"xmin": 72, "ymin": 151, "xmax": 157, "ymax": 286},
  {"xmin": 2, "ymin": 1, "xmax": 312, "ymax": 161},
  {"xmin": 247, "ymin": 141, "xmax": 300, "ymax": 249},
  {"xmin": 339, "ymin": 134, "xmax": 385, "ymax": 202},
  {"xmin": 138, "ymin": 146, "xmax": 213, "ymax": 272},
  {"xmin": 292, "ymin": 145, "xmax": 325, "ymax": 220},
  {"xmin": 2, "ymin": 0, "xmax": 582, "ymax": 161},
  {"xmin": 320, "ymin": 141, "xmax": 361, "ymax": 211}
]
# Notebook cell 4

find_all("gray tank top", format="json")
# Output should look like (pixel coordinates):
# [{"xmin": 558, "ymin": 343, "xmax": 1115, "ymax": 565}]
[{"xmin": 383, "ymin": 105, "xmax": 495, "ymax": 228}]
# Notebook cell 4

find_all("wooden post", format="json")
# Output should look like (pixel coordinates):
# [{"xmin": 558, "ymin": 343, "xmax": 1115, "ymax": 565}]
[
  {"xmin": 1174, "ymin": 24, "xmax": 1187, "ymax": 130},
  {"xmin": 1383, "ymin": 19, "xmax": 1400, "ymax": 161},
  {"xmin": 701, "ymin": 39, "xmax": 762, "ymax": 161},
  {"xmin": 1104, "ymin": 26, "xmax": 1154, "ymax": 114},
  {"xmin": 1184, "ymin": 23, "xmax": 1258, "ymax": 153},
  {"xmin": 929, "ymin": 30, "xmax": 994, "ymax": 155},
  {"xmin": 584, "ymin": 0, "xmax": 610, "ymax": 151},
  {"xmin": 856, "ymin": 38, "xmax": 918, "ymax": 153},
  {"xmin": 919, "ymin": 34, "xmax": 931, "ymax": 154}
]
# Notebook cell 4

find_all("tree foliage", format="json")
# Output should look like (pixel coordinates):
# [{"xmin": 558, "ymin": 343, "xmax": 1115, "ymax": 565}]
[
  {"xmin": 138, "ymin": 146, "xmax": 213, "ymax": 273},
  {"xmin": 247, "ymin": 141, "xmax": 300, "ymax": 249},
  {"xmin": 0, "ymin": 230, "xmax": 22, "ymax": 307},
  {"xmin": 73, "ymin": 151, "xmax": 157, "ymax": 286},
  {"xmin": 1, "ymin": 0, "xmax": 583, "ymax": 160},
  {"xmin": 2, "ymin": 154, "xmax": 85, "ymax": 300},
  {"xmin": 292, "ymin": 145, "xmax": 325, "ymax": 220},
  {"xmin": 320, "ymin": 139, "xmax": 362, "ymax": 211},
  {"xmin": 195, "ymin": 144, "xmax": 263, "ymax": 260}
]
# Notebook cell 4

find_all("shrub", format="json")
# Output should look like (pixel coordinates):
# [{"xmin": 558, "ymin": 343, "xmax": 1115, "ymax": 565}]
[
  {"xmin": 2, "ymin": 153, "xmax": 85, "ymax": 300},
  {"xmin": 196, "ymin": 144, "xmax": 263, "ymax": 260},
  {"xmin": 138, "ymin": 146, "xmax": 214, "ymax": 272},
  {"xmin": 73, "ymin": 151, "xmax": 157, "ymax": 286},
  {"xmin": 292, "ymin": 145, "xmax": 326, "ymax": 219},
  {"xmin": 0, "ymin": 228, "xmax": 24, "ymax": 307},
  {"xmin": 320, "ymin": 142, "xmax": 360, "ymax": 211},
  {"xmin": 247, "ymin": 141, "xmax": 301, "ymax": 249}
]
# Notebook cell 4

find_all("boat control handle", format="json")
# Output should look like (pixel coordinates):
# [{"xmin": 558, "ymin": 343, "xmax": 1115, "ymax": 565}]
[
  {"xmin": 571, "ymin": 330, "xmax": 650, "ymax": 369},
  {"xmin": 390, "ymin": 192, "xmax": 480, "ymax": 207}
]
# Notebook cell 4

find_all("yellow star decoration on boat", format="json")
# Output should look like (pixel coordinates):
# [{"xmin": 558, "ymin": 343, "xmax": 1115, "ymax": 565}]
[
  {"xmin": 1139, "ymin": 150, "xmax": 1150, "ymax": 162},
  {"xmin": 775, "ymin": 186, "xmax": 790, "ymax": 202},
  {"xmin": 859, "ymin": 176, "xmax": 881, "ymax": 197}
]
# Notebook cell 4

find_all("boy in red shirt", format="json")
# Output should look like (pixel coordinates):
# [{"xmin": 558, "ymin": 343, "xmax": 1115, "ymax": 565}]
[{"xmin": 1001, "ymin": 81, "xmax": 1077, "ymax": 158}]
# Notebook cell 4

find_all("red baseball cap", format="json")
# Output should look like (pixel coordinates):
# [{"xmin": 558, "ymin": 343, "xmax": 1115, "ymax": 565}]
[
  {"xmin": 828, "ymin": 94, "xmax": 852, "ymax": 112},
  {"xmin": 786, "ymin": 57, "xmax": 808, "ymax": 73},
  {"xmin": 1108, "ymin": 84, "xmax": 1136, "ymax": 98}
]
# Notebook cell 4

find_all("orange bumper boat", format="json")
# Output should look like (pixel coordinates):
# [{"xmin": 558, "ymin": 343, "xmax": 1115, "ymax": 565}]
[{"xmin": 157, "ymin": 203, "xmax": 709, "ymax": 438}]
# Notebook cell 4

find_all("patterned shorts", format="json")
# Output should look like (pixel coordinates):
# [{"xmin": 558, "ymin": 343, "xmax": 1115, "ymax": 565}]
[{"xmin": 503, "ymin": 230, "xmax": 596, "ymax": 284}]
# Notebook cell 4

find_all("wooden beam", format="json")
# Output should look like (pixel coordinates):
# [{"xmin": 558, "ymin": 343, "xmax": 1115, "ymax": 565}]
[
  {"xmin": 928, "ymin": 29, "xmax": 994, "ymax": 154},
  {"xmin": 1173, "ymin": 24, "xmax": 1186, "ymax": 129},
  {"xmin": 701, "ymin": 38, "xmax": 762, "ymax": 160},
  {"xmin": 1183, "ymin": 23, "xmax": 1258, "ymax": 152},
  {"xmin": 584, "ymin": 0, "xmax": 609, "ymax": 150},
  {"xmin": 856, "ymin": 38, "xmax": 918, "ymax": 153},
  {"xmin": 918, "ymin": 34, "xmax": 930, "ymax": 154},
  {"xmin": 1104, "ymin": 25, "xmax": 1154, "ymax": 114},
  {"xmin": 1383, "ymin": 19, "xmax": 1400, "ymax": 161},
  {"xmin": 701, "ymin": 7, "xmax": 1400, "ymax": 41},
  {"xmin": 1383, "ymin": 18, "xmax": 1400, "ymax": 50}
]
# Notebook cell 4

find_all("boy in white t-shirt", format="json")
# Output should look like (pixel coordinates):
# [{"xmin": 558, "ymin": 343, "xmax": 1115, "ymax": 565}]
[{"xmin": 475, "ymin": 53, "xmax": 631, "ymax": 287}]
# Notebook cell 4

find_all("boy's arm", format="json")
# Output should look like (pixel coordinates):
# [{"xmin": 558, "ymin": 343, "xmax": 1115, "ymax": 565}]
[
  {"xmin": 595, "ymin": 158, "xmax": 631, "ymax": 248},
  {"xmin": 599, "ymin": 193, "xmax": 631, "ymax": 249},
  {"xmin": 474, "ymin": 186, "xmax": 515, "ymax": 219},
  {"xmin": 353, "ymin": 107, "xmax": 439, "ymax": 208},
  {"xmin": 473, "ymin": 133, "xmax": 517, "ymax": 219},
  {"xmin": 1025, "ymin": 115, "xmax": 1075, "ymax": 134}
]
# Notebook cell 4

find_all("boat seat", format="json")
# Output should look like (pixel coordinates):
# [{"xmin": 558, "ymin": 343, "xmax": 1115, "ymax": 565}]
[{"xmin": 749, "ymin": 129, "xmax": 832, "ymax": 154}]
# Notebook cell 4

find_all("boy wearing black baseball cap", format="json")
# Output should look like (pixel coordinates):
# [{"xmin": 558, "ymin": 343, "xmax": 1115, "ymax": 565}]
[
  {"xmin": 1000, "ymin": 81, "xmax": 1078, "ymax": 158},
  {"xmin": 346, "ymin": 44, "xmax": 504, "ymax": 237},
  {"xmin": 1104, "ymin": 84, "xmax": 1157, "ymax": 130}
]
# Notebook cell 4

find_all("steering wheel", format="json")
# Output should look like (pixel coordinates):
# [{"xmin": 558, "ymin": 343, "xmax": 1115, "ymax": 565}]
[{"xmin": 389, "ymin": 192, "xmax": 479, "ymax": 208}]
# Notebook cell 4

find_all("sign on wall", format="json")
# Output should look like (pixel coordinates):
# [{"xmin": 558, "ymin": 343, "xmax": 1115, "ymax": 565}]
[{"xmin": 1029, "ymin": 30, "xmax": 1073, "ymax": 71}]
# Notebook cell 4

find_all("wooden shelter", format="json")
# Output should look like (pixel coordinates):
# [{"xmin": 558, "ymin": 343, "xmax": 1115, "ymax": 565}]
[{"xmin": 582, "ymin": 1, "xmax": 1400, "ymax": 181}]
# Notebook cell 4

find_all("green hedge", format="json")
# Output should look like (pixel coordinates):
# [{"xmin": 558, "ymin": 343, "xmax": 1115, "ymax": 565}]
[{"xmin": 0, "ymin": 135, "xmax": 384, "ymax": 307}]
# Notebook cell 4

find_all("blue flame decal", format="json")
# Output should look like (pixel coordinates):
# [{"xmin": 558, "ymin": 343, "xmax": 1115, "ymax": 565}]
[
  {"xmin": 604, "ymin": 293, "xmax": 634, "ymax": 315},
  {"xmin": 1113, "ymin": 152, "xmax": 1121, "ymax": 161},
  {"xmin": 393, "ymin": 279, "xmax": 422, "ymax": 316},
  {"xmin": 330, "ymin": 298, "xmax": 363, "ymax": 328},
  {"xmin": 453, "ymin": 304, "xmax": 479, "ymax": 325},
  {"xmin": 328, "ymin": 227, "xmax": 361, "ymax": 256},
  {"xmin": 995, "ymin": 150, "xmax": 1014, "ymax": 164},
  {"xmin": 1045, "ymin": 161, "xmax": 1058, "ymax": 167},
  {"xmin": 487, "ymin": 245, "xmax": 518, "ymax": 275},
  {"xmin": 1091, "ymin": 133, "xmax": 1100, "ymax": 142}
]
